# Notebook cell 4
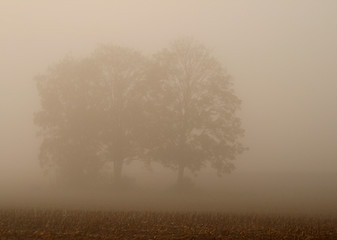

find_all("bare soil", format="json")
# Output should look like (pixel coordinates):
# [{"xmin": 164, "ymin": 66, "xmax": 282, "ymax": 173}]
[{"xmin": 0, "ymin": 210, "xmax": 336, "ymax": 239}]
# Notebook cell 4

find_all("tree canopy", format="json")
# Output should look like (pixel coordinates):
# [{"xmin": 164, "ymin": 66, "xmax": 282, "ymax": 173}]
[
  {"xmin": 35, "ymin": 39, "xmax": 245, "ymax": 187},
  {"xmin": 35, "ymin": 46, "xmax": 148, "ymax": 185},
  {"xmin": 146, "ymin": 39, "xmax": 245, "ymax": 184},
  {"xmin": 35, "ymin": 57, "xmax": 105, "ymax": 185}
]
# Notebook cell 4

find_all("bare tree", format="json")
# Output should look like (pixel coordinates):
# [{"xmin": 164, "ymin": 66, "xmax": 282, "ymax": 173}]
[{"xmin": 148, "ymin": 38, "xmax": 245, "ymax": 185}]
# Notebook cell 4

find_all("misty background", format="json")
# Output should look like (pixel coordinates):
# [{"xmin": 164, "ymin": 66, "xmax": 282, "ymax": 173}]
[{"xmin": 1, "ymin": 0, "xmax": 337, "ymax": 213}]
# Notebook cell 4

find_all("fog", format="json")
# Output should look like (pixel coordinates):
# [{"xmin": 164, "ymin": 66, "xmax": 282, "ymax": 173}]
[{"xmin": 1, "ymin": 0, "xmax": 337, "ymax": 215}]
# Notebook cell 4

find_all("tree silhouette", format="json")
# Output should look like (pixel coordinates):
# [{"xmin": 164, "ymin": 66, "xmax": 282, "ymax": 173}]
[
  {"xmin": 90, "ymin": 45, "xmax": 148, "ymax": 183},
  {"xmin": 35, "ymin": 57, "xmax": 106, "ymax": 185},
  {"xmin": 35, "ymin": 40, "xmax": 245, "ymax": 187},
  {"xmin": 149, "ymin": 39, "xmax": 245, "ymax": 185},
  {"xmin": 35, "ymin": 46, "xmax": 148, "ymax": 185}
]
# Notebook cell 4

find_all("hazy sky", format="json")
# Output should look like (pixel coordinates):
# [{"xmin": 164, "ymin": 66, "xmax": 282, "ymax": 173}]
[{"xmin": 1, "ymin": 0, "xmax": 337, "ymax": 185}]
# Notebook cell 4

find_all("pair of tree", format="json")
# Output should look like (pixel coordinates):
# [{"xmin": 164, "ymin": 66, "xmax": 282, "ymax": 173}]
[{"xmin": 35, "ymin": 39, "xmax": 245, "ymax": 187}]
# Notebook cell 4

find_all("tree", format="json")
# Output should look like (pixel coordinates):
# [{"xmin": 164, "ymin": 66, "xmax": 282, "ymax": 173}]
[
  {"xmin": 148, "ymin": 38, "xmax": 245, "ymax": 185},
  {"xmin": 35, "ymin": 40, "xmax": 245, "ymax": 187},
  {"xmin": 35, "ymin": 57, "xmax": 106, "ymax": 186},
  {"xmin": 90, "ymin": 45, "xmax": 148, "ymax": 183},
  {"xmin": 35, "ymin": 45, "xmax": 148, "ymax": 185}
]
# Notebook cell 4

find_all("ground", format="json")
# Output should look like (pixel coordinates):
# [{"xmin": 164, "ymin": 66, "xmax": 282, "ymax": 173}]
[{"xmin": 0, "ymin": 210, "xmax": 336, "ymax": 239}]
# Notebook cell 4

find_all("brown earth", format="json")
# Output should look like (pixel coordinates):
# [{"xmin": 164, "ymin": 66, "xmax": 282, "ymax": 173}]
[{"xmin": 0, "ymin": 210, "xmax": 336, "ymax": 239}]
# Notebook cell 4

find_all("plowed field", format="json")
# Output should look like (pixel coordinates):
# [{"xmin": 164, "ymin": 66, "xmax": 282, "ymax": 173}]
[{"xmin": 0, "ymin": 210, "xmax": 336, "ymax": 239}]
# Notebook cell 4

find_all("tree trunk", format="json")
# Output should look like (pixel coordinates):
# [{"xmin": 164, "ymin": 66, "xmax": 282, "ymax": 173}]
[{"xmin": 113, "ymin": 159, "xmax": 123, "ymax": 183}]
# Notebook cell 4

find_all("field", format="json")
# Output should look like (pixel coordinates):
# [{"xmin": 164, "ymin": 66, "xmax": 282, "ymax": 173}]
[{"xmin": 0, "ymin": 210, "xmax": 336, "ymax": 239}]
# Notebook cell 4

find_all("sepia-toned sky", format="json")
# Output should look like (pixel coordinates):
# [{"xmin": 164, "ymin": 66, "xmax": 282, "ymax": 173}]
[{"xmin": 1, "ymin": 0, "xmax": 337, "ymax": 188}]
